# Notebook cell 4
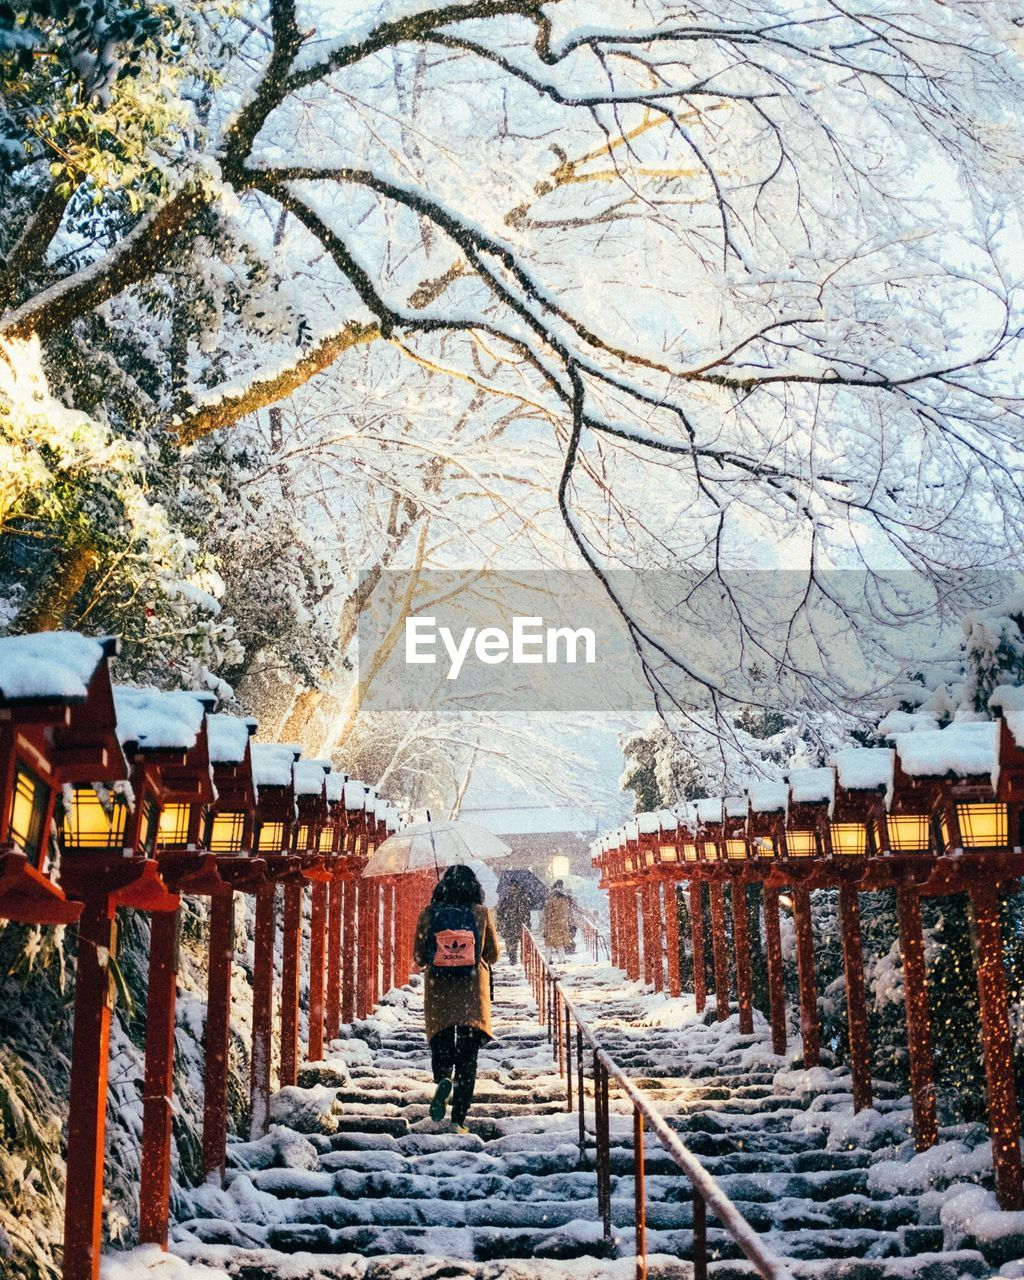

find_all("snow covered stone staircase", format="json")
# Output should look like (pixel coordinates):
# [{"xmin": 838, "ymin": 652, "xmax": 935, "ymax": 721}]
[{"xmin": 172, "ymin": 961, "xmax": 1002, "ymax": 1280}]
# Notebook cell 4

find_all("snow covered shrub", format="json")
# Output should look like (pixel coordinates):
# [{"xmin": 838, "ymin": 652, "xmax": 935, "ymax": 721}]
[{"xmin": 0, "ymin": 920, "xmax": 73, "ymax": 1280}]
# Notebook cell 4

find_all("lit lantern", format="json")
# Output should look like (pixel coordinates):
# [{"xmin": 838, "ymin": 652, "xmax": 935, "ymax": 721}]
[
  {"xmin": 891, "ymin": 721, "xmax": 1005, "ymax": 855},
  {"xmin": 111, "ymin": 687, "xmax": 218, "ymax": 860},
  {"xmin": 293, "ymin": 759, "xmax": 331, "ymax": 856},
  {"xmin": 60, "ymin": 784, "xmax": 130, "ymax": 851},
  {"xmin": 954, "ymin": 802, "xmax": 1008, "ymax": 849},
  {"xmin": 782, "ymin": 768, "xmax": 833, "ymax": 859},
  {"xmin": 0, "ymin": 633, "xmax": 127, "ymax": 923},
  {"xmin": 884, "ymin": 813, "xmax": 932, "ymax": 854},
  {"xmin": 551, "ymin": 852, "xmax": 572, "ymax": 879},
  {"xmin": 251, "ymin": 744, "xmax": 301, "ymax": 857},
  {"xmin": 829, "ymin": 823, "xmax": 869, "ymax": 856},
  {"xmin": 205, "ymin": 714, "xmax": 259, "ymax": 857},
  {"xmin": 9, "ymin": 763, "xmax": 50, "ymax": 866},
  {"xmin": 785, "ymin": 830, "xmax": 819, "ymax": 858},
  {"xmin": 319, "ymin": 768, "xmax": 346, "ymax": 856},
  {"xmin": 829, "ymin": 747, "xmax": 892, "ymax": 857},
  {"xmin": 694, "ymin": 798, "xmax": 724, "ymax": 862},
  {"xmin": 343, "ymin": 779, "xmax": 371, "ymax": 859},
  {"xmin": 746, "ymin": 783, "xmax": 786, "ymax": 859}
]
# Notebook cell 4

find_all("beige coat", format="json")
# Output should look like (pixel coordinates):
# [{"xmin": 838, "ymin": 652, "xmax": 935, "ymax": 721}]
[
  {"xmin": 542, "ymin": 891, "xmax": 574, "ymax": 949},
  {"xmin": 414, "ymin": 902, "xmax": 501, "ymax": 1042}
]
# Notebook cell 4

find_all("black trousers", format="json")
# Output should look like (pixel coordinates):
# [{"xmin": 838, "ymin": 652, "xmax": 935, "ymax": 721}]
[
  {"xmin": 430, "ymin": 1025, "xmax": 486, "ymax": 1124},
  {"xmin": 502, "ymin": 931, "xmax": 520, "ymax": 964}
]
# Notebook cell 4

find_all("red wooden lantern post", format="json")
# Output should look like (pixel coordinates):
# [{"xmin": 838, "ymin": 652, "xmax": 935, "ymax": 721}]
[
  {"xmin": 655, "ymin": 813, "xmax": 683, "ymax": 997},
  {"xmin": 600, "ymin": 838, "xmax": 626, "ymax": 973},
  {"xmin": 249, "ymin": 743, "xmax": 301, "ymax": 1136},
  {"xmin": 291, "ymin": 759, "xmax": 332, "ymax": 1069},
  {"xmin": 0, "ymin": 634, "xmax": 159, "ymax": 1280},
  {"xmin": 107, "ymin": 687, "xmax": 221, "ymax": 1250},
  {"xmin": 59, "ymin": 687, "xmax": 181, "ymax": 1280},
  {"xmin": 671, "ymin": 810, "xmax": 706, "ymax": 1012},
  {"xmin": 356, "ymin": 799, "xmax": 375, "ymax": 1019},
  {"xmin": 341, "ymin": 867, "xmax": 358, "ymax": 1024},
  {"xmin": 752, "ymin": 781, "xmax": 820, "ymax": 1068},
  {"xmin": 636, "ymin": 816, "xmax": 665, "ymax": 992},
  {"xmin": 762, "ymin": 885, "xmax": 786, "ymax": 1055},
  {"xmin": 620, "ymin": 839, "xmax": 642, "ymax": 982},
  {"xmin": 880, "ymin": 737, "xmax": 941, "ymax": 1151},
  {"xmin": 323, "ymin": 771, "xmax": 346, "ymax": 1043},
  {"xmin": 202, "ymin": 714, "xmax": 262, "ymax": 1183},
  {"xmin": 729, "ymin": 790, "xmax": 769, "ymax": 1037},
  {"xmin": 695, "ymin": 800, "xmax": 731, "ymax": 1022},
  {"xmin": 892, "ymin": 719, "xmax": 1024, "ymax": 1200},
  {"xmin": 826, "ymin": 751, "xmax": 893, "ymax": 1112},
  {"xmin": 341, "ymin": 780, "xmax": 371, "ymax": 1021}
]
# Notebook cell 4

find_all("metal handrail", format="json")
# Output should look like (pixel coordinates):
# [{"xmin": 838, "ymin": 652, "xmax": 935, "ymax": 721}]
[
  {"xmin": 523, "ymin": 928, "xmax": 794, "ymax": 1280},
  {"xmin": 575, "ymin": 908, "xmax": 610, "ymax": 961}
]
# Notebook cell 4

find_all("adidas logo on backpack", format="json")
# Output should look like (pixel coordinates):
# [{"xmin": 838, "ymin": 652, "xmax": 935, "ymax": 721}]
[{"xmin": 429, "ymin": 904, "xmax": 481, "ymax": 974}]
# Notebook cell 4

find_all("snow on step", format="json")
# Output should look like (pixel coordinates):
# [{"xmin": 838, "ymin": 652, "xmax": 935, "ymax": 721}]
[{"xmin": 168, "ymin": 960, "xmax": 1005, "ymax": 1280}]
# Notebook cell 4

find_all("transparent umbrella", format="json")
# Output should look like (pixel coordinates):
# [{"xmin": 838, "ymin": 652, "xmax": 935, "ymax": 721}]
[{"xmin": 362, "ymin": 819, "xmax": 511, "ymax": 879}]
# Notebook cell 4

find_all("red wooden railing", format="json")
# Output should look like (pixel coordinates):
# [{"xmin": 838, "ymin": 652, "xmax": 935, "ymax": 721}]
[{"xmin": 522, "ymin": 929, "xmax": 795, "ymax": 1280}]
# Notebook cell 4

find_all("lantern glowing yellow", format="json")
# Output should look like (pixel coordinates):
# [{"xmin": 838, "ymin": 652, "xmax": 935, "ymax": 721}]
[
  {"xmin": 955, "ymin": 803, "xmax": 1007, "ymax": 850},
  {"xmin": 60, "ymin": 784, "xmax": 129, "ymax": 852},
  {"xmin": 318, "ymin": 827, "xmax": 335, "ymax": 852},
  {"xmin": 786, "ymin": 830, "xmax": 818, "ymax": 857},
  {"xmin": 257, "ymin": 821, "xmax": 286, "ymax": 853},
  {"xmin": 659, "ymin": 843, "xmax": 679, "ymax": 863},
  {"xmin": 830, "ymin": 822, "xmax": 868, "ymax": 856},
  {"xmin": 886, "ymin": 814, "xmax": 931, "ymax": 853},
  {"xmin": 681, "ymin": 842, "xmax": 698, "ymax": 862},
  {"xmin": 208, "ymin": 811, "xmax": 246, "ymax": 853},
  {"xmin": 725, "ymin": 838, "xmax": 747, "ymax": 860},
  {"xmin": 10, "ymin": 763, "xmax": 48, "ymax": 866},
  {"xmin": 157, "ymin": 802, "xmax": 192, "ymax": 848}
]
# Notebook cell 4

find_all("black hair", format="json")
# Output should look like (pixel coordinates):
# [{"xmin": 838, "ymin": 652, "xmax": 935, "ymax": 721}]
[{"xmin": 431, "ymin": 863, "xmax": 484, "ymax": 907}]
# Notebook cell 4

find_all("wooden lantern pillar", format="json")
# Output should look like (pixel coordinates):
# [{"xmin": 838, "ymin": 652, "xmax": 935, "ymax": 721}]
[
  {"xmin": 788, "ymin": 764, "xmax": 871, "ymax": 1094},
  {"xmin": 829, "ymin": 748, "xmax": 896, "ymax": 1107},
  {"xmin": 342, "ymin": 866, "xmax": 358, "ymax": 1023},
  {"xmin": 248, "ymin": 743, "xmax": 301, "ymax": 1136},
  {"xmin": 125, "ymin": 687, "xmax": 222, "ymax": 1249},
  {"xmin": 622, "ymin": 860, "xmax": 642, "ymax": 983},
  {"xmin": 695, "ymin": 801, "xmax": 731, "ymax": 1021},
  {"xmin": 722, "ymin": 793, "xmax": 761, "ymax": 1036},
  {"xmin": 0, "ymin": 635, "xmax": 170, "ymax": 1280},
  {"xmin": 636, "ymin": 818, "xmax": 665, "ymax": 992},
  {"xmin": 202, "ymin": 715, "xmax": 261, "ymax": 1183},
  {"xmin": 883, "ymin": 739, "xmax": 944, "ymax": 1151},
  {"xmin": 292, "ymin": 759, "xmax": 332, "ymax": 1067},
  {"xmin": 749, "ymin": 778, "xmax": 820, "ymax": 1069},
  {"xmin": 791, "ymin": 886, "xmax": 820, "ymax": 1068},
  {"xmin": 892, "ymin": 720, "xmax": 1024, "ymax": 1187},
  {"xmin": 689, "ymin": 877, "xmax": 707, "ymax": 1013},
  {"xmin": 762, "ymin": 885, "xmax": 786, "ymax": 1055}
]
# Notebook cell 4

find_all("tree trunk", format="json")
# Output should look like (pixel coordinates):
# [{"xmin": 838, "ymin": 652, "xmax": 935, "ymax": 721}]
[{"xmin": 10, "ymin": 541, "xmax": 98, "ymax": 633}]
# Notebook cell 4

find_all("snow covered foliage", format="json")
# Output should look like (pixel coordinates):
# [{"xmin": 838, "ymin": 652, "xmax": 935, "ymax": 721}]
[{"xmin": 0, "ymin": 895, "xmax": 259, "ymax": 1280}]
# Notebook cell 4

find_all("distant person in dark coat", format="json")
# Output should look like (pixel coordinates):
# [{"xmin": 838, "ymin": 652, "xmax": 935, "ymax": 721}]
[
  {"xmin": 496, "ymin": 881, "xmax": 532, "ymax": 964},
  {"xmin": 542, "ymin": 880, "xmax": 575, "ymax": 963},
  {"xmin": 414, "ymin": 865, "xmax": 500, "ymax": 1134}
]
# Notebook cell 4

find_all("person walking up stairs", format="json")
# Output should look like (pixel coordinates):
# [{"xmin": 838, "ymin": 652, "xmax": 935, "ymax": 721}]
[{"xmin": 414, "ymin": 865, "xmax": 500, "ymax": 1134}]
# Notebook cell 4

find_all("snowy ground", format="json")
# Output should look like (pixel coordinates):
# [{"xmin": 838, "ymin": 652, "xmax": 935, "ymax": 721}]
[{"xmin": 101, "ymin": 957, "xmax": 1024, "ymax": 1279}]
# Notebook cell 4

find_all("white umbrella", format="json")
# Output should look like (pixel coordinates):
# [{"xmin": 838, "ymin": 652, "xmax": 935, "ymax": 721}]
[{"xmin": 362, "ymin": 819, "xmax": 511, "ymax": 878}]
